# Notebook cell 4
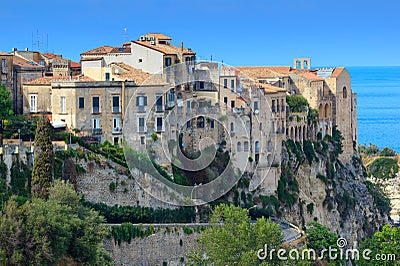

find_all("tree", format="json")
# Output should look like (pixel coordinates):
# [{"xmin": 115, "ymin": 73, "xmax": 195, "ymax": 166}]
[
  {"xmin": 31, "ymin": 117, "xmax": 54, "ymax": 198},
  {"xmin": 187, "ymin": 204, "xmax": 283, "ymax": 265},
  {"xmin": 359, "ymin": 224, "xmax": 400, "ymax": 266},
  {"xmin": 380, "ymin": 147, "xmax": 397, "ymax": 157},
  {"xmin": 305, "ymin": 222, "xmax": 338, "ymax": 253},
  {"xmin": 286, "ymin": 95, "xmax": 309, "ymax": 113},
  {"xmin": 0, "ymin": 181, "xmax": 113, "ymax": 265},
  {"xmin": 0, "ymin": 84, "xmax": 13, "ymax": 145}
]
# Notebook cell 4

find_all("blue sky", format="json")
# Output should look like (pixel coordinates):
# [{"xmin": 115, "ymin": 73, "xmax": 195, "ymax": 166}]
[{"xmin": 1, "ymin": 0, "xmax": 399, "ymax": 66}]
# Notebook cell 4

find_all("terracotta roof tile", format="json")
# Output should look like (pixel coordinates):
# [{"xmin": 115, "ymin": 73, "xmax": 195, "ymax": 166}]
[
  {"xmin": 133, "ymin": 40, "xmax": 195, "ymax": 55},
  {"xmin": 81, "ymin": 46, "xmax": 114, "ymax": 55},
  {"xmin": 13, "ymin": 55, "xmax": 44, "ymax": 69},
  {"xmin": 143, "ymin": 33, "xmax": 172, "ymax": 40},
  {"xmin": 0, "ymin": 52, "xmax": 11, "ymax": 56},
  {"xmin": 109, "ymin": 62, "xmax": 151, "ymax": 85},
  {"xmin": 294, "ymin": 70, "xmax": 323, "ymax": 81},
  {"xmin": 43, "ymin": 53, "xmax": 57, "ymax": 59},
  {"xmin": 236, "ymin": 66, "xmax": 292, "ymax": 79},
  {"xmin": 81, "ymin": 57, "xmax": 103, "ymax": 62},
  {"xmin": 109, "ymin": 47, "xmax": 131, "ymax": 54},
  {"xmin": 70, "ymin": 61, "xmax": 81, "ymax": 68},
  {"xmin": 25, "ymin": 75, "xmax": 94, "ymax": 85},
  {"xmin": 256, "ymin": 83, "xmax": 286, "ymax": 93},
  {"xmin": 330, "ymin": 67, "xmax": 345, "ymax": 78}
]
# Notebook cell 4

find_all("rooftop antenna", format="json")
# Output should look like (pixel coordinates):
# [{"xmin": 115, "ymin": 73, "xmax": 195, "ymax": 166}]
[
  {"xmin": 122, "ymin": 27, "xmax": 128, "ymax": 43},
  {"xmin": 46, "ymin": 34, "xmax": 48, "ymax": 53},
  {"xmin": 36, "ymin": 29, "xmax": 40, "ymax": 52},
  {"xmin": 210, "ymin": 55, "xmax": 213, "ymax": 62}
]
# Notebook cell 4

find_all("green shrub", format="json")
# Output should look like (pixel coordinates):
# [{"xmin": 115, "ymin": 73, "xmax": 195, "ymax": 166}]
[
  {"xmin": 380, "ymin": 147, "xmax": 397, "ymax": 157},
  {"xmin": 286, "ymin": 94, "xmax": 309, "ymax": 112},
  {"xmin": 368, "ymin": 157, "xmax": 399, "ymax": 179},
  {"xmin": 151, "ymin": 133, "xmax": 158, "ymax": 142},
  {"xmin": 109, "ymin": 182, "xmax": 117, "ymax": 193},
  {"xmin": 307, "ymin": 203, "xmax": 314, "ymax": 214}
]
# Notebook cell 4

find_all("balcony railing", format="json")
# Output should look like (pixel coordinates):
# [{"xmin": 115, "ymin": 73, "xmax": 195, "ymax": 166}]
[
  {"xmin": 156, "ymin": 125, "xmax": 163, "ymax": 132},
  {"xmin": 112, "ymin": 106, "xmax": 121, "ymax": 113},
  {"xmin": 92, "ymin": 128, "xmax": 102, "ymax": 135},
  {"xmin": 92, "ymin": 106, "xmax": 100, "ymax": 114},
  {"xmin": 138, "ymin": 106, "xmax": 146, "ymax": 113},
  {"xmin": 112, "ymin": 127, "xmax": 122, "ymax": 134},
  {"xmin": 230, "ymin": 131, "xmax": 235, "ymax": 137}
]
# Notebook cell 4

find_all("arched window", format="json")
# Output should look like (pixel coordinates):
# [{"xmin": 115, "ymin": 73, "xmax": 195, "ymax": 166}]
[
  {"xmin": 237, "ymin": 142, "xmax": 242, "ymax": 152},
  {"xmin": 197, "ymin": 116, "xmax": 204, "ymax": 128},
  {"xmin": 319, "ymin": 104, "xmax": 323, "ymax": 120},
  {"xmin": 255, "ymin": 141, "xmax": 260, "ymax": 153},
  {"xmin": 324, "ymin": 104, "xmax": 329, "ymax": 118},
  {"xmin": 343, "ymin": 86, "xmax": 347, "ymax": 99},
  {"xmin": 267, "ymin": 140, "xmax": 272, "ymax": 152},
  {"xmin": 177, "ymin": 92, "xmax": 182, "ymax": 99}
]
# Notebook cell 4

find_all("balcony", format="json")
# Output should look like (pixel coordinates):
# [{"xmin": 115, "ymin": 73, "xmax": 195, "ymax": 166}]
[
  {"xmin": 92, "ymin": 128, "xmax": 102, "ymax": 135},
  {"xmin": 92, "ymin": 106, "xmax": 100, "ymax": 114},
  {"xmin": 112, "ymin": 127, "xmax": 122, "ymax": 134},
  {"xmin": 155, "ymin": 125, "xmax": 163, "ymax": 133},
  {"xmin": 112, "ymin": 106, "xmax": 121, "ymax": 113},
  {"xmin": 233, "ymin": 107, "xmax": 245, "ymax": 114},
  {"xmin": 155, "ymin": 105, "xmax": 163, "ymax": 112},
  {"xmin": 230, "ymin": 131, "xmax": 235, "ymax": 137},
  {"xmin": 138, "ymin": 106, "xmax": 146, "ymax": 113},
  {"xmin": 165, "ymin": 102, "xmax": 175, "ymax": 110}
]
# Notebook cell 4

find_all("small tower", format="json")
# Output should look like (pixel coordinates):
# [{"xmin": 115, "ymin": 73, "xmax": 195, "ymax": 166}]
[{"xmin": 293, "ymin": 58, "xmax": 311, "ymax": 70}]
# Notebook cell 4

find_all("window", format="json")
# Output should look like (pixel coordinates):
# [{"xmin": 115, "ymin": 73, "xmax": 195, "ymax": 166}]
[
  {"xmin": 237, "ymin": 142, "xmax": 242, "ymax": 152},
  {"xmin": 230, "ymin": 122, "xmax": 234, "ymax": 136},
  {"xmin": 281, "ymin": 99, "xmax": 285, "ymax": 112},
  {"xmin": 210, "ymin": 120, "xmax": 215, "ymax": 128},
  {"xmin": 231, "ymin": 80, "xmax": 235, "ymax": 90},
  {"xmin": 60, "ymin": 96, "xmax": 66, "ymax": 114},
  {"xmin": 343, "ymin": 86, "xmax": 347, "ymax": 99},
  {"xmin": 223, "ymin": 79, "xmax": 227, "ymax": 88},
  {"xmin": 138, "ymin": 117, "xmax": 145, "ymax": 132},
  {"xmin": 165, "ymin": 57, "xmax": 172, "ymax": 67},
  {"xmin": 186, "ymin": 120, "xmax": 191, "ymax": 128},
  {"xmin": 136, "ymin": 96, "xmax": 147, "ymax": 112},
  {"xmin": 105, "ymin": 72, "xmax": 110, "ymax": 81},
  {"xmin": 140, "ymin": 136, "xmax": 145, "ymax": 145},
  {"xmin": 113, "ymin": 118, "xmax": 121, "ymax": 133},
  {"xmin": 224, "ymin": 97, "xmax": 228, "ymax": 105},
  {"xmin": 156, "ymin": 117, "xmax": 163, "ymax": 132},
  {"xmin": 254, "ymin": 101, "xmax": 259, "ymax": 112},
  {"xmin": 231, "ymin": 100, "xmax": 235, "ymax": 108},
  {"xmin": 138, "ymin": 58, "xmax": 143, "ymax": 63},
  {"xmin": 39, "ymin": 60, "xmax": 45, "ymax": 66},
  {"xmin": 92, "ymin": 118, "xmax": 100, "ymax": 129},
  {"xmin": 92, "ymin": 96, "xmax": 100, "ymax": 113},
  {"xmin": 199, "ymin": 81, "xmax": 204, "ymax": 89},
  {"xmin": 156, "ymin": 95, "xmax": 163, "ymax": 112},
  {"xmin": 79, "ymin": 97, "xmax": 84, "ymax": 108},
  {"xmin": 272, "ymin": 100, "xmax": 276, "ymax": 112},
  {"xmin": 197, "ymin": 116, "xmax": 204, "ymax": 128},
  {"xmin": 1, "ymin": 59, "xmax": 6, "ymax": 69},
  {"xmin": 244, "ymin": 141, "xmax": 249, "ymax": 152},
  {"xmin": 112, "ymin": 96, "xmax": 120, "ymax": 113},
  {"xmin": 113, "ymin": 137, "xmax": 119, "ymax": 146},
  {"xmin": 29, "ymin": 94, "xmax": 37, "ymax": 113},
  {"xmin": 255, "ymin": 141, "xmax": 260, "ymax": 153}
]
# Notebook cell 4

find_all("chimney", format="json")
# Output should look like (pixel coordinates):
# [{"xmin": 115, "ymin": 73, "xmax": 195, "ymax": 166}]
[
  {"xmin": 25, "ymin": 48, "xmax": 29, "ymax": 51},
  {"xmin": 180, "ymin": 42, "xmax": 184, "ymax": 51}
]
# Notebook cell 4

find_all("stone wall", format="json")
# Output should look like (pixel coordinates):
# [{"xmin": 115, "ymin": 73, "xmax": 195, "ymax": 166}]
[{"xmin": 104, "ymin": 225, "xmax": 200, "ymax": 266}]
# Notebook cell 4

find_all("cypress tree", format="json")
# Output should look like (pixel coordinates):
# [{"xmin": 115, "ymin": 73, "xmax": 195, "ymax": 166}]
[{"xmin": 31, "ymin": 117, "xmax": 54, "ymax": 198}]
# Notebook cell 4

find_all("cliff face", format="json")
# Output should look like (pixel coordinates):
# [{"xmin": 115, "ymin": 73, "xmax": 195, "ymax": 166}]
[{"xmin": 278, "ymin": 139, "xmax": 391, "ymax": 245}]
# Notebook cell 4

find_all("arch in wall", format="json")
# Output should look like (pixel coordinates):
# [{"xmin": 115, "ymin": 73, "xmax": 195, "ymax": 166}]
[
  {"xmin": 303, "ymin": 125, "xmax": 306, "ymax": 140},
  {"xmin": 324, "ymin": 103, "xmax": 329, "ymax": 119},
  {"xmin": 290, "ymin": 127, "xmax": 294, "ymax": 140},
  {"xmin": 319, "ymin": 104, "xmax": 324, "ymax": 120},
  {"xmin": 343, "ymin": 86, "xmax": 347, "ymax": 99},
  {"xmin": 237, "ymin": 142, "xmax": 242, "ymax": 152},
  {"xmin": 295, "ymin": 126, "xmax": 298, "ymax": 141}
]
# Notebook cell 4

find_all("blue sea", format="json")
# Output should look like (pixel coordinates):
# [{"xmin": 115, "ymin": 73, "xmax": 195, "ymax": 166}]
[{"xmin": 347, "ymin": 66, "xmax": 400, "ymax": 152}]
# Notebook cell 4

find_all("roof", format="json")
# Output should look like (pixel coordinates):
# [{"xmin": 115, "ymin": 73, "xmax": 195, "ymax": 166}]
[
  {"xmin": 13, "ymin": 55, "xmax": 44, "ymax": 69},
  {"xmin": 294, "ymin": 70, "xmax": 323, "ymax": 81},
  {"xmin": 236, "ymin": 66, "xmax": 292, "ymax": 79},
  {"xmin": 109, "ymin": 47, "xmax": 131, "ymax": 54},
  {"xmin": 81, "ymin": 57, "xmax": 104, "ymax": 62},
  {"xmin": 109, "ymin": 62, "xmax": 151, "ymax": 85},
  {"xmin": 256, "ymin": 83, "xmax": 286, "ymax": 93},
  {"xmin": 25, "ymin": 75, "xmax": 94, "ymax": 85},
  {"xmin": 133, "ymin": 40, "xmax": 195, "ymax": 55},
  {"xmin": 70, "ymin": 61, "xmax": 81, "ymax": 68},
  {"xmin": 43, "ymin": 53, "xmax": 58, "ymax": 59},
  {"xmin": 0, "ymin": 52, "xmax": 12, "ymax": 56},
  {"xmin": 81, "ymin": 46, "xmax": 114, "ymax": 56},
  {"xmin": 143, "ymin": 33, "xmax": 172, "ymax": 40},
  {"xmin": 330, "ymin": 67, "xmax": 345, "ymax": 78}
]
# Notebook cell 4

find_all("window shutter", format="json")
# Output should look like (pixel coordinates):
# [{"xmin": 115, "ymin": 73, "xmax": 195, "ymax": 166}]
[{"xmin": 144, "ymin": 96, "xmax": 147, "ymax": 106}]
